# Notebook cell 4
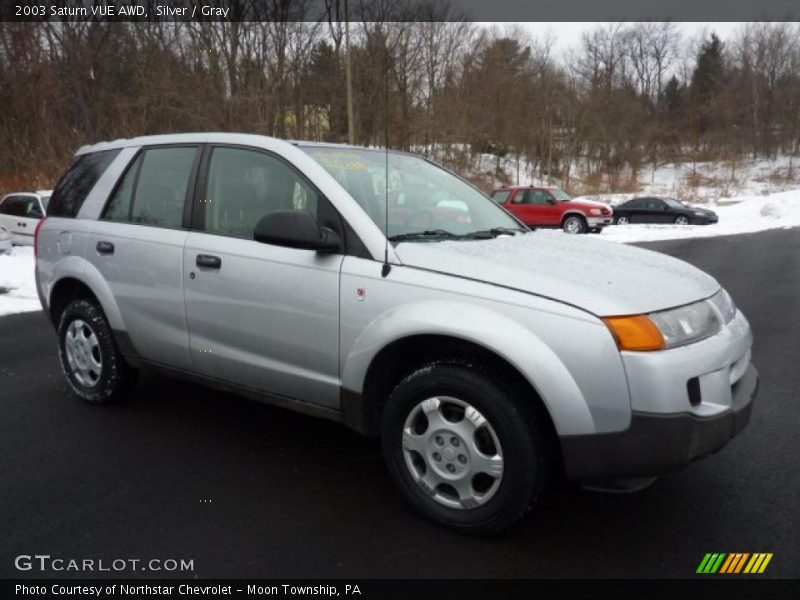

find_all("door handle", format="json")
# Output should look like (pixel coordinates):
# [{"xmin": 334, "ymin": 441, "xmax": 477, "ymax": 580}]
[
  {"xmin": 96, "ymin": 241, "xmax": 115, "ymax": 255},
  {"xmin": 196, "ymin": 254, "xmax": 222, "ymax": 269}
]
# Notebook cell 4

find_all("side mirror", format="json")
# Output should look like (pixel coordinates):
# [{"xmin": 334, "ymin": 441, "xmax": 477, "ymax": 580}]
[
  {"xmin": 254, "ymin": 210, "xmax": 342, "ymax": 253},
  {"xmin": 547, "ymin": 198, "xmax": 557, "ymax": 204},
  {"xmin": 29, "ymin": 208, "xmax": 44, "ymax": 219}
]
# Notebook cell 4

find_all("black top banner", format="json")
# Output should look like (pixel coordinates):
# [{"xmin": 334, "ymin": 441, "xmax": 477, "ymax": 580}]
[{"xmin": 2, "ymin": 0, "xmax": 800, "ymax": 22}]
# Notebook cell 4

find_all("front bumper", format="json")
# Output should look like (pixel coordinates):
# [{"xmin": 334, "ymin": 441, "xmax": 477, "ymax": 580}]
[
  {"xmin": 561, "ymin": 362, "xmax": 758, "ymax": 479},
  {"xmin": 587, "ymin": 216, "xmax": 613, "ymax": 227}
]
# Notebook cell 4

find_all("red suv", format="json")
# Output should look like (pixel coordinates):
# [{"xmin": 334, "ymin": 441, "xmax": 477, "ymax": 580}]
[{"xmin": 491, "ymin": 186, "xmax": 613, "ymax": 234}]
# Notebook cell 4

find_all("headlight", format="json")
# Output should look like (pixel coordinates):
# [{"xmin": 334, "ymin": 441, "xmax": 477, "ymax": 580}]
[
  {"xmin": 708, "ymin": 288, "xmax": 736, "ymax": 323},
  {"xmin": 693, "ymin": 211, "xmax": 705, "ymax": 216},
  {"xmin": 604, "ymin": 298, "xmax": 723, "ymax": 351},
  {"xmin": 649, "ymin": 300, "xmax": 722, "ymax": 348},
  {"xmin": 0, "ymin": 227, "xmax": 10, "ymax": 241},
  {"xmin": 589, "ymin": 208, "xmax": 603, "ymax": 215}
]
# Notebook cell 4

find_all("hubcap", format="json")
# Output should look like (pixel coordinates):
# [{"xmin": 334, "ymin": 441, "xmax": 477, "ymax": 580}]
[
  {"xmin": 617, "ymin": 217, "xmax": 629, "ymax": 225},
  {"xmin": 676, "ymin": 216, "xmax": 689, "ymax": 225},
  {"xmin": 564, "ymin": 218, "xmax": 581, "ymax": 233},
  {"xmin": 64, "ymin": 319, "xmax": 102, "ymax": 387},
  {"xmin": 401, "ymin": 397, "xmax": 504, "ymax": 510}
]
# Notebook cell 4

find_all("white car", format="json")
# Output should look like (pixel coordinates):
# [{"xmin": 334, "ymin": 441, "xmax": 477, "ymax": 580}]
[
  {"xmin": 0, "ymin": 190, "xmax": 52, "ymax": 245},
  {"xmin": 0, "ymin": 225, "xmax": 11, "ymax": 254}
]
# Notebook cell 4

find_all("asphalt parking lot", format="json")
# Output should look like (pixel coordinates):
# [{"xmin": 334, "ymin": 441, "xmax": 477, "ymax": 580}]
[{"xmin": 0, "ymin": 228, "xmax": 798, "ymax": 579}]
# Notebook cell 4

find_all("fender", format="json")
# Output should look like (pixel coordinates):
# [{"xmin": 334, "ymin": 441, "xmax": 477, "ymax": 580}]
[
  {"xmin": 51, "ymin": 257, "xmax": 127, "ymax": 332},
  {"xmin": 341, "ymin": 300, "xmax": 595, "ymax": 436},
  {"xmin": 561, "ymin": 210, "xmax": 589, "ymax": 221}
]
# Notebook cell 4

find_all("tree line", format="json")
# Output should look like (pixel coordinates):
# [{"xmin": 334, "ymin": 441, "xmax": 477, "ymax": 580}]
[{"xmin": 1, "ymin": 8, "xmax": 799, "ymax": 195}]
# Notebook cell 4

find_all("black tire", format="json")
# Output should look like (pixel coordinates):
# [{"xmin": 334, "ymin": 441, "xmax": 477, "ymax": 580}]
[
  {"xmin": 381, "ymin": 362, "xmax": 552, "ymax": 535},
  {"xmin": 614, "ymin": 215, "xmax": 629, "ymax": 225},
  {"xmin": 674, "ymin": 215, "xmax": 690, "ymax": 225},
  {"xmin": 562, "ymin": 214, "xmax": 587, "ymax": 234},
  {"xmin": 57, "ymin": 298, "xmax": 137, "ymax": 404}
]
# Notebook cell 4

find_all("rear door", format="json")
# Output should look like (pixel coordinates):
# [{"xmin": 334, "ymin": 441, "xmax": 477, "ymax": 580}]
[
  {"xmin": 87, "ymin": 145, "xmax": 200, "ymax": 369},
  {"xmin": 182, "ymin": 144, "xmax": 344, "ymax": 408},
  {"xmin": 0, "ymin": 194, "xmax": 42, "ymax": 244}
]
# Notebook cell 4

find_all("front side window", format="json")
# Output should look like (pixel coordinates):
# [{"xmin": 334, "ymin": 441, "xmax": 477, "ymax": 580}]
[
  {"xmin": 203, "ymin": 147, "xmax": 321, "ymax": 239},
  {"xmin": 528, "ymin": 190, "xmax": 553, "ymax": 205},
  {"xmin": 48, "ymin": 149, "xmax": 121, "ymax": 218},
  {"xmin": 302, "ymin": 147, "xmax": 522, "ymax": 239},
  {"xmin": 103, "ymin": 147, "xmax": 197, "ymax": 228},
  {"xmin": 645, "ymin": 198, "xmax": 665, "ymax": 210}
]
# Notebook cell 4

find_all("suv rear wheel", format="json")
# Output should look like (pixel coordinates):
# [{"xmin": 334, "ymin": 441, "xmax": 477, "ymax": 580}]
[
  {"xmin": 381, "ymin": 363, "xmax": 551, "ymax": 534},
  {"xmin": 58, "ymin": 299, "xmax": 137, "ymax": 404},
  {"xmin": 562, "ymin": 214, "xmax": 587, "ymax": 234}
]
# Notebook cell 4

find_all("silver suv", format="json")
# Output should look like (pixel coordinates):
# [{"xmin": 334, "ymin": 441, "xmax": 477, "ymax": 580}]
[{"xmin": 36, "ymin": 134, "xmax": 758, "ymax": 533}]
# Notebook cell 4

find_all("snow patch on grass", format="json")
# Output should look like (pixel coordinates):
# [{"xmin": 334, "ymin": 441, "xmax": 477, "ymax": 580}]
[
  {"xmin": 598, "ymin": 189, "xmax": 800, "ymax": 243},
  {"xmin": 0, "ymin": 246, "xmax": 40, "ymax": 316}
]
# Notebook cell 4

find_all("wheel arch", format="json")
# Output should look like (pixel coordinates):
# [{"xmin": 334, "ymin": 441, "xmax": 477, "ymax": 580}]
[
  {"xmin": 340, "ymin": 301, "xmax": 594, "ymax": 442},
  {"xmin": 48, "ymin": 264, "xmax": 125, "ymax": 332},
  {"xmin": 560, "ymin": 210, "xmax": 588, "ymax": 225}
]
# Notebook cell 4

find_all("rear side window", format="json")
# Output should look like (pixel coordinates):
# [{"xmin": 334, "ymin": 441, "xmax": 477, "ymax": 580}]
[
  {"xmin": 103, "ymin": 146, "xmax": 198, "ymax": 229},
  {"xmin": 48, "ymin": 149, "xmax": 121, "ymax": 218},
  {"xmin": 0, "ymin": 195, "xmax": 36, "ymax": 216}
]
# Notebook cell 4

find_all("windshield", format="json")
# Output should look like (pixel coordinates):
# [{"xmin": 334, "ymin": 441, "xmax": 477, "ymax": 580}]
[
  {"xmin": 551, "ymin": 188, "xmax": 572, "ymax": 201},
  {"xmin": 301, "ymin": 147, "xmax": 523, "ymax": 240},
  {"xmin": 664, "ymin": 198, "xmax": 686, "ymax": 209}
]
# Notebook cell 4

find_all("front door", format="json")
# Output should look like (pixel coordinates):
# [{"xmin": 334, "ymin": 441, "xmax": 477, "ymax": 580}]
[{"xmin": 183, "ymin": 145, "xmax": 344, "ymax": 408}]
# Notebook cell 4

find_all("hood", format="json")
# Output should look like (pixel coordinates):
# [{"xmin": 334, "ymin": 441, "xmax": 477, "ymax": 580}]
[
  {"xmin": 394, "ymin": 231, "xmax": 720, "ymax": 316},
  {"xmin": 567, "ymin": 198, "xmax": 610, "ymax": 209}
]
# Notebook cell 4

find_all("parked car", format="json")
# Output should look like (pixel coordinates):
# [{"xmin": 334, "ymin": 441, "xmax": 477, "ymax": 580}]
[
  {"xmin": 613, "ymin": 196, "xmax": 718, "ymax": 225},
  {"xmin": 0, "ymin": 190, "xmax": 52, "ymax": 245},
  {"xmin": 0, "ymin": 226, "xmax": 11, "ymax": 254},
  {"xmin": 491, "ymin": 185, "xmax": 613, "ymax": 234},
  {"xmin": 36, "ymin": 134, "xmax": 757, "ymax": 534}
]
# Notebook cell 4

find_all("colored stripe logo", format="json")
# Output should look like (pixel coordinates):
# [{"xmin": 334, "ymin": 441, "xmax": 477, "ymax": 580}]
[{"xmin": 697, "ymin": 552, "xmax": 773, "ymax": 574}]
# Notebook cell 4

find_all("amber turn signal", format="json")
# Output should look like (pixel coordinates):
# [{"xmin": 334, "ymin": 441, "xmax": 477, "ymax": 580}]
[{"xmin": 603, "ymin": 315, "xmax": 666, "ymax": 351}]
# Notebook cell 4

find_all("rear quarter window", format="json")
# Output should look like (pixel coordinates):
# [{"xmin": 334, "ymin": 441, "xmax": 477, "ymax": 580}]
[{"xmin": 48, "ymin": 149, "xmax": 121, "ymax": 218}]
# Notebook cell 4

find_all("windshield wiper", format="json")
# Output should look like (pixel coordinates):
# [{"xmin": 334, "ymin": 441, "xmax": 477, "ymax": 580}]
[
  {"xmin": 462, "ymin": 227, "xmax": 528, "ymax": 239},
  {"xmin": 387, "ymin": 229, "xmax": 461, "ymax": 242}
]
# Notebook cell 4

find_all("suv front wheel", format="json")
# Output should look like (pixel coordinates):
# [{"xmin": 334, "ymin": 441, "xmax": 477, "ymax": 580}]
[
  {"xmin": 381, "ymin": 363, "xmax": 551, "ymax": 534},
  {"xmin": 562, "ymin": 214, "xmax": 587, "ymax": 234},
  {"xmin": 58, "ymin": 299, "xmax": 137, "ymax": 404}
]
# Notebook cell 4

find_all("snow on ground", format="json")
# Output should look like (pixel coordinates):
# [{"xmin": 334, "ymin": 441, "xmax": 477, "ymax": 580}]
[
  {"xmin": 596, "ymin": 189, "xmax": 800, "ymax": 243},
  {"xmin": 0, "ymin": 246, "xmax": 40, "ymax": 316}
]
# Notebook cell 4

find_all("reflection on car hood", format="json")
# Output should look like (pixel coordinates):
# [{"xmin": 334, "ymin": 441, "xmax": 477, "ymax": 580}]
[
  {"xmin": 394, "ymin": 231, "xmax": 720, "ymax": 316},
  {"xmin": 567, "ymin": 198, "xmax": 610, "ymax": 209}
]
